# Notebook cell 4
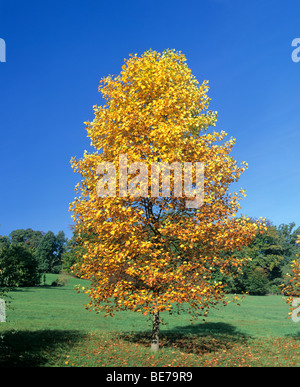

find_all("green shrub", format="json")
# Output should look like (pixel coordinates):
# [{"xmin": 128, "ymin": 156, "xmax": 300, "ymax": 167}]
[{"xmin": 51, "ymin": 272, "xmax": 70, "ymax": 287}]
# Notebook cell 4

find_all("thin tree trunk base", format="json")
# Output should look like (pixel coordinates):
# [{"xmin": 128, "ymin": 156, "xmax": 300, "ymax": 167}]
[{"xmin": 151, "ymin": 310, "xmax": 159, "ymax": 352}]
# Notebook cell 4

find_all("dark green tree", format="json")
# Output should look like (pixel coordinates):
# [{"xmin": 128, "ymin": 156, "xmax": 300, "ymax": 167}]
[
  {"xmin": 35, "ymin": 231, "xmax": 67, "ymax": 273},
  {"xmin": 0, "ymin": 244, "xmax": 41, "ymax": 287}
]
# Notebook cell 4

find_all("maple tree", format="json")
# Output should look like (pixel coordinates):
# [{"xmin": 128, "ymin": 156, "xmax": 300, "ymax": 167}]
[{"xmin": 70, "ymin": 49, "xmax": 264, "ymax": 351}]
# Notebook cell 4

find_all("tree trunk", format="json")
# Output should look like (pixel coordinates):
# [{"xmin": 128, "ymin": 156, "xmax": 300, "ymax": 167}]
[{"xmin": 151, "ymin": 310, "xmax": 160, "ymax": 352}]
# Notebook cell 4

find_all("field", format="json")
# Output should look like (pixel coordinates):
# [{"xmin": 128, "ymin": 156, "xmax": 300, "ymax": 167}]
[{"xmin": 0, "ymin": 274, "xmax": 299, "ymax": 367}]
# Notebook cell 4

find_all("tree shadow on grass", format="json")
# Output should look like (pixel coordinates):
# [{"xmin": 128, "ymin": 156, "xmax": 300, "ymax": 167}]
[
  {"xmin": 0, "ymin": 329, "xmax": 85, "ymax": 367},
  {"xmin": 120, "ymin": 322, "xmax": 251, "ymax": 355}
]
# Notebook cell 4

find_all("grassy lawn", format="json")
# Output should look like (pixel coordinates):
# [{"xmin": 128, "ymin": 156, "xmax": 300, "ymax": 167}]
[{"xmin": 0, "ymin": 274, "xmax": 299, "ymax": 367}]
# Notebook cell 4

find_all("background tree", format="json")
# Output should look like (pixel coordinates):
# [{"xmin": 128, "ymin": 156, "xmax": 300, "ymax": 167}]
[
  {"xmin": 0, "ymin": 244, "xmax": 41, "ymax": 287},
  {"xmin": 55, "ymin": 231, "xmax": 68, "ymax": 269},
  {"xmin": 70, "ymin": 49, "xmax": 264, "ymax": 351},
  {"xmin": 62, "ymin": 230, "xmax": 86, "ymax": 274},
  {"xmin": 0, "ymin": 236, "xmax": 10, "ymax": 250},
  {"xmin": 244, "ymin": 267, "xmax": 269, "ymax": 295},
  {"xmin": 9, "ymin": 228, "xmax": 44, "ymax": 253},
  {"xmin": 35, "ymin": 231, "xmax": 67, "ymax": 274},
  {"xmin": 277, "ymin": 222, "xmax": 300, "ymax": 283}
]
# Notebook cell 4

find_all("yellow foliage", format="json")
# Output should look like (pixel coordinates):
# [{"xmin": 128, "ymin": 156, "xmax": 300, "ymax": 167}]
[{"xmin": 69, "ymin": 49, "xmax": 264, "ymax": 318}]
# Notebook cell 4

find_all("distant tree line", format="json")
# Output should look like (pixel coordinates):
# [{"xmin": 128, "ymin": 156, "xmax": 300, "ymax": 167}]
[{"xmin": 0, "ymin": 220, "xmax": 299, "ymax": 295}]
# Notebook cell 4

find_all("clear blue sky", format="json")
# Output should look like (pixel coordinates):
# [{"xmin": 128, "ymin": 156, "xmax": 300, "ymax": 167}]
[{"xmin": 0, "ymin": 0, "xmax": 299, "ymax": 239}]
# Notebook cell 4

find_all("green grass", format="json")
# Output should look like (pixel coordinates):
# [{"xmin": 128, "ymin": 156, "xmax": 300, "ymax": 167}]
[{"xmin": 0, "ymin": 274, "xmax": 300, "ymax": 367}]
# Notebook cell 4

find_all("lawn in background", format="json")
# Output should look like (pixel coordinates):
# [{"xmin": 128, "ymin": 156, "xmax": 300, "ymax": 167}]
[{"xmin": 0, "ymin": 274, "xmax": 299, "ymax": 367}]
